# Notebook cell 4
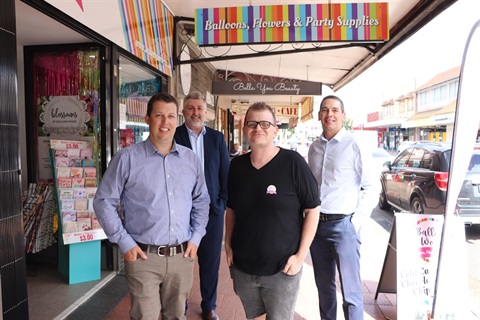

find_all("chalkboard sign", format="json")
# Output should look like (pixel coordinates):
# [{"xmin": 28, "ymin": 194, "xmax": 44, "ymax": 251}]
[{"xmin": 375, "ymin": 218, "xmax": 396, "ymax": 298}]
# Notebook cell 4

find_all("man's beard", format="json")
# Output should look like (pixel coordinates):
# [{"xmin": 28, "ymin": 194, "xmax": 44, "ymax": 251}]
[{"xmin": 189, "ymin": 117, "xmax": 203, "ymax": 127}]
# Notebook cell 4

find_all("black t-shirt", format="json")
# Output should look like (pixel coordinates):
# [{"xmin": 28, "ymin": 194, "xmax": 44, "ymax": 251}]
[{"xmin": 227, "ymin": 148, "xmax": 320, "ymax": 275}]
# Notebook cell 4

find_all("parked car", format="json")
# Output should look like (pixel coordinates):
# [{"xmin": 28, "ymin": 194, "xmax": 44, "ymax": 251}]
[
  {"xmin": 397, "ymin": 140, "xmax": 416, "ymax": 154},
  {"xmin": 371, "ymin": 147, "xmax": 394, "ymax": 173},
  {"xmin": 379, "ymin": 142, "xmax": 480, "ymax": 226},
  {"xmin": 397, "ymin": 140, "xmax": 435, "ymax": 154}
]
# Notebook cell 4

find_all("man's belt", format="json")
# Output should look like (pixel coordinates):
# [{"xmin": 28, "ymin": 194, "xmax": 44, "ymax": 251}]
[
  {"xmin": 319, "ymin": 213, "xmax": 352, "ymax": 222},
  {"xmin": 136, "ymin": 242, "xmax": 187, "ymax": 257}
]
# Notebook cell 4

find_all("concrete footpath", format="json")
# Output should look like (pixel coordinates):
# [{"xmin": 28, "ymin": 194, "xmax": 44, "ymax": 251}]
[
  {"xmin": 102, "ymin": 218, "xmax": 396, "ymax": 320},
  {"xmin": 64, "ymin": 215, "xmax": 479, "ymax": 320}
]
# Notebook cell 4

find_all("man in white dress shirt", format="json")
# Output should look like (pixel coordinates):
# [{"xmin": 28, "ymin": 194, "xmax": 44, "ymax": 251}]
[{"xmin": 308, "ymin": 95, "xmax": 379, "ymax": 320}]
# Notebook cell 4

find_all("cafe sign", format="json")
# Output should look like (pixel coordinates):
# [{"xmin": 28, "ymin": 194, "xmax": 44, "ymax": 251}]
[{"xmin": 232, "ymin": 103, "xmax": 298, "ymax": 117}]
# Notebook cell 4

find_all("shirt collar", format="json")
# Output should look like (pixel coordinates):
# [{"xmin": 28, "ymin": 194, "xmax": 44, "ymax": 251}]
[
  {"xmin": 322, "ymin": 126, "xmax": 347, "ymax": 142},
  {"xmin": 185, "ymin": 124, "xmax": 206, "ymax": 137},
  {"xmin": 144, "ymin": 137, "xmax": 179, "ymax": 156}
]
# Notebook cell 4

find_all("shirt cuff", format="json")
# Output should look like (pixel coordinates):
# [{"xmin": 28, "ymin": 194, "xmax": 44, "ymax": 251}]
[
  {"xmin": 118, "ymin": 237, "xmax": 138, "ymax": 255},
  {"xmin": 188, "ymin": 232, "xmax": 203, "ymax": 247}
]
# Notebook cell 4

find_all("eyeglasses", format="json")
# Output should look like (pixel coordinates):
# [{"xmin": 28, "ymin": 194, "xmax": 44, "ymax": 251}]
[{"xmin": 244, "ymin": 121, "xmax": 276, "ymax": 129}]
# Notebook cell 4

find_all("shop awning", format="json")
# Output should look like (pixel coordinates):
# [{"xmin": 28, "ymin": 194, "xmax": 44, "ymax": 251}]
[
  {"xmin": 363, "ymin": 117, "xmax": 407, "ymax": 129},
  {"xmin": 168, "ymin": 0, "xmax": 458, "ymax": 92},
  {"xmin": 300, "ymin": 97, "xmax": 314, "ymax": 123},
  {"xmin": 402, "ymin": 109, "xmax": 439, "ymax": 128},
  {"xmin": 433, "ymin": 101, "xmax": 456, "ymax": 125},
  {"xmin": 435, "ymin": 101, "xmax": 456, "ymax": 115}
]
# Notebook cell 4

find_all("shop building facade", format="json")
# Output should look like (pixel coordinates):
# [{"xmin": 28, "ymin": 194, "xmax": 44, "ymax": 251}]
[
  {"xmin": 1, "ymin": 1, "xmax": 298, "ymax": 317},
  {"xmin": 1, "ymin": 1, "xmax": 460, "ymax": 318},
  {"xmin": 364, "ymin": 66, "xmax": 480, "ymax": 150},
  {"xmin": 0, "ymin": 1, "xmax": 220, "ymax": 318}
]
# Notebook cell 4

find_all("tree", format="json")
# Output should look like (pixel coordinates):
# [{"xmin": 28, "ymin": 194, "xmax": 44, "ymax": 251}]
[{"xmin": 344, "ymin": 118, "xmax": 353, "ymax": 130}]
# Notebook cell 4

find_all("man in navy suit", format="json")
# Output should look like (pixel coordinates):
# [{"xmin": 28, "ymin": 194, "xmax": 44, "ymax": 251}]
[{"xmin": 174, "ymin": 91, "xmax": 230, "ymax": 320}]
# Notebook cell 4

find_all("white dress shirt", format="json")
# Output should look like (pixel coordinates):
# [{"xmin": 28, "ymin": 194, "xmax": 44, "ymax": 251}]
[
  {"xmin": 186, "ymin": 125, "xmax": 206, "ymax": 173},
  {"xmin": 308, "ymin": 127, "xmax": 380, "ymax": 231}
]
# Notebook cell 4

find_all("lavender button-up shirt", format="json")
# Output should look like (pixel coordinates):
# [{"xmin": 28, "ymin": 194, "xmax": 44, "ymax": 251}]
[{"xmin": 93, "ymin": 138, "xmax": 210, "ymax": 254}]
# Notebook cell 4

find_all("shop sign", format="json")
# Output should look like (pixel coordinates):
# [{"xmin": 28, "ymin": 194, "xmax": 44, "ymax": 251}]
[
  {"xmin": 388, "ymin": 127, "xmax": 406, "ymax": 132},
  {"xmin": 396, "ymin": 213, "xmax": 443, "ymax": 320},
  {"xmin": 195, "ymin": 2, "xmax": 389, "ymax": 46},
  {"xmin": 434, "ymin": 114, "xmax": 455, "ymax": 123},
  {"xmin": 213, "ymin": 81, "xmax": 321, "ymax": 96},
  {"xmin": 231, "ymin": 104, "xmax": 298, "ymax": 117},
  {"xmin": 37, "ymin": 96, "xmax": 95, "ymax": 181},
  {"xmin": 276, "ymin": 106, "xmax": 299, "ymax": 117},
  {"xmin": 39, "ymin": 96, "xmax": 91, "ymax": 136}
]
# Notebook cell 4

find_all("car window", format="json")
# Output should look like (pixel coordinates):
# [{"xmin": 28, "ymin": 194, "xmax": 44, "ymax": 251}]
[
  {"xmin": 421, "ymin": 151, "xmax": 434, "ymax": 169},
  {"xmin": 393, "ymin": 149, "xmax": 412, "ymax": 167},
  {"xmin": 406, "ymin": 148, "xmax": 425, "ymax": 168},
  {"xmin": 443, "ymin": 150, "xmax": 451, "ymax": 169}
]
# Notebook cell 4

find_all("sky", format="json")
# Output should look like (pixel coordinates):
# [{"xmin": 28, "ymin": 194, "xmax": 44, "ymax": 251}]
[{"xmin": 334, "ymin": 0, "xmax": 480, "ymax": 124}]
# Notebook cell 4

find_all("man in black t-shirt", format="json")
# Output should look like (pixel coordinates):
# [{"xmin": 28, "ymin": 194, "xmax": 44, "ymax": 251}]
[{"xmin": 225, "ymin": 102, "xmax": 320, "ymax": 320}]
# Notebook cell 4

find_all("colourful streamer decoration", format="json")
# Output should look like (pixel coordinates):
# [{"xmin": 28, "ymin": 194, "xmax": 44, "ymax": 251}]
[
  {"xmin": 417, "ymin": 217, "xmax": 438, "ymax": 225},
  {"xmin": 33, "ymin": 49, "xmax": 100, "ymax": 138},
  {"xmin": 196, "ymin": 2, "xmax": 389, "ymax": 46},
  {"xmin": 118, "ymin": 0, "xmax": 174, "ymax": 76}
]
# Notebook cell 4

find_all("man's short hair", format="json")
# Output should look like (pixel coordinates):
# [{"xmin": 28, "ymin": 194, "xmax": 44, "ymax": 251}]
[
  {"xmin": 183, "ymin": 91, "xmax": 206, "ymax": 108},
  {"xmin": 320, "ymin": 95, "xmax": 345, "ymax": 113},
  {"xmin": 245, "ymin": 102, "xmax": 277, "ymax": 124},
  {"xmin": 147, "ymin": 93, "xmax": 179, "ymax": 115}
]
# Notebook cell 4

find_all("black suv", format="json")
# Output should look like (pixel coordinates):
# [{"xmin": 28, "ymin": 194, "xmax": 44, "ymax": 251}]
[{"xmin": 379, "ymin": 142, "xmax": 480, "ymax": 226}]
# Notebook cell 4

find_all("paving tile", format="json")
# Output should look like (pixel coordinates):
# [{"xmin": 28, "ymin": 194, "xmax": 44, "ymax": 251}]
[
  {"xmin": 31, "ymin": 217, "xmax": 408, "ymax": 320},
  {"xmin": 378, "ymin": 304, "xmax": 397, "ymax": 320}
]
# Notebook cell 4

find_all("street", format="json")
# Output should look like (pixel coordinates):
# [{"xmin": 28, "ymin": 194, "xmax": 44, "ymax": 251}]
[{"xmin": 371, "ymin": 205, "xmax": 480, "ymax": 319}]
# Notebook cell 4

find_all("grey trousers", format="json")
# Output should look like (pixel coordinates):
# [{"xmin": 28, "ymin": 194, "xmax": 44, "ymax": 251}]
[{"xmin": 229, "ymin": 265, "xmax": 302, "ymax": 320}]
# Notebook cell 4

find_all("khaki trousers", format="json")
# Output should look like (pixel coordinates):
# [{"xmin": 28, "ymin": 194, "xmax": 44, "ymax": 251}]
[{"xmin": 125, "ymin": 252, "xmax": 195, "ymax": 320}]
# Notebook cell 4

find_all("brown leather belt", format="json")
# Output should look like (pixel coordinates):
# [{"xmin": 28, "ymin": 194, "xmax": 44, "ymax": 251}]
[
  {"xmin": 319, "ymin": 213, "xmax": 352, "ymax": 222},
  {"xmin": 136, "ymin": 242, "xmax": 187, "ymax": 257}
]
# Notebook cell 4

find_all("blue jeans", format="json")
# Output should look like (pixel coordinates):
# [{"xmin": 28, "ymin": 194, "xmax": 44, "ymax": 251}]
[
  {"xmin": 310, "ymin": 216, "xmax": 363, "ymax": 320},
  {"xmin": 229, "ymin": 265, "xmax": 302, "ymax": 320}
]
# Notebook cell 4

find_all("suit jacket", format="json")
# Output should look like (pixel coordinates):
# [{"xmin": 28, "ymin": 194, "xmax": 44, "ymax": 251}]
[{"xmin": 174, "ymin": 124, "xmax": 230, "ymax": 215}]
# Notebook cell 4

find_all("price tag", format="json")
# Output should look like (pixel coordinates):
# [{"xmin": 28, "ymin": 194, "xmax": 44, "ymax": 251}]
[
  {"xmin": 62, "ymin": 229, "xmax": 107, "ymax": 245},
  {"xmin": 50, "ymin": 139, "xmax": 92, "ymax": 150},
  {"xmin": 65, "ymin": 142, "xmax": 80, "ymax": 149}
]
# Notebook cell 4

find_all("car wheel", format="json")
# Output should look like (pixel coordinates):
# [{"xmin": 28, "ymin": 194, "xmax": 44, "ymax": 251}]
[
  {"xmin": 410, "ymin": 196, "xmax": 424, "ymax": 214},
  {"xmin": 379, "ymin": 188, "xmax": 391, "ymax": 210}
]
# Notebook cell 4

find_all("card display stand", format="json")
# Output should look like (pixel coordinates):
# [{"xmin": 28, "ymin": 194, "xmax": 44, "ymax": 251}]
[{"xmin": 50, "ymin": 139, "xmax": 107, "ymax": 284}]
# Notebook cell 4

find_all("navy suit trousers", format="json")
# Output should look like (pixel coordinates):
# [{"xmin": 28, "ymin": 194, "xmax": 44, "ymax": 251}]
[
  {"xmin": 197, "ymin": 211, "xmax": 225, "ymax": 311},
  {"xmin": 310, "ymin": 216, "xmax": 364, "ymax": 320}
]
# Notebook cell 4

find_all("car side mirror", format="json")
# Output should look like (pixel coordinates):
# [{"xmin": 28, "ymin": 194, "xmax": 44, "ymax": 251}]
[{"xmin": 383, "ymin": 160, "xmax": 392, "ymax": 170}]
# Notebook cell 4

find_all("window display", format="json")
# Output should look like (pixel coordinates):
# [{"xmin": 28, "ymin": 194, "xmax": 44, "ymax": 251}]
[
  {"xmin": 50, "ymin": 139, "xmax": 106, "ymax": 245},
  {"xmin": 117, "ymin": 55, "xmax": 161, "ymax": 149},
  {"xmin": 25, "ymin": 44, "xmax": 102, "ymax": 183}
]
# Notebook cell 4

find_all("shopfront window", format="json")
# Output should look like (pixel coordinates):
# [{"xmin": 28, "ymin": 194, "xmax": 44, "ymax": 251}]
[
  {"xmin": 118, "ymin": 55, "xmax": 161, "ymax": 149},
  {"xmin": 25, "ymin": 44, "xmax": 102, "ymax": 182}
]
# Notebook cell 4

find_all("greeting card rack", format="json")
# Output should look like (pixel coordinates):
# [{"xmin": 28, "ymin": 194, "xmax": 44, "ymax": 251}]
[{"xmin": 50, "ymin": 139, "xmax": 107, "ymax": 284}]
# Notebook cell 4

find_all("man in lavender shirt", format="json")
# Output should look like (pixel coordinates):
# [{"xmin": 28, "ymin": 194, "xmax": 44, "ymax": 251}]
[{"xmin": 93, "ymin": 93, "xmax": 210, "ymax": 320}]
